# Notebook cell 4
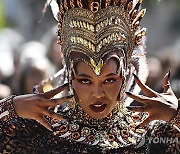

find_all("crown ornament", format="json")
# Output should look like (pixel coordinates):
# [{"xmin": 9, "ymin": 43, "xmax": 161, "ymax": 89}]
[
  {"xmin": 48, "ymin": 0, "xmax": 146, "ymax": 76},
  {"xmin": 48, "ymin": 0, "xmax": 149, "ymax": 97},
  {"xmin": 55, "ymin": 0, "xmax": 146, "ymax": 46}
]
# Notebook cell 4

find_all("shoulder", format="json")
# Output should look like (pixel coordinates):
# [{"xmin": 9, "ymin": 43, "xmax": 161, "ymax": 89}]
[
  {"xmin": 148, "ymin": 120, "xmax": 179, "ymax": 138},
  {"xmin": 146, "ymin": 120, "xmax": 180, "ymax": 154},
  {"xmin": 0, "ymin": 117, "xmax": 51, "ymax": 152}
]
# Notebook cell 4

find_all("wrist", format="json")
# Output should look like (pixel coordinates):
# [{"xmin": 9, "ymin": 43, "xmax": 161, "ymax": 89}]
[
  {"xmin": 169, "ymin": 102, "xmax": 180, "ymax": 127},
  {"xmin": 0, "ymin": 95, "xmax": 18, "ymax": 122}
]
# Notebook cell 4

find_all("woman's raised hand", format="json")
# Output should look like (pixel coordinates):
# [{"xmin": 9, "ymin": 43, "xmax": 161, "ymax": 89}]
[
  {"xmin": 13, "ymin": 83, "xmax": 72, "ymax": 131},
  {"xmin": 126, "ymin": 72, "xmax": 179, "ymax": 127}
]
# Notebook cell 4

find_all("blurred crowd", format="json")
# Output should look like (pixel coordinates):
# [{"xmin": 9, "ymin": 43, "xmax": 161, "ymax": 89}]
[
  {"xmin": 0, "ymin": 27, "xmax": 180, "ymax": 100},
  {"xmin": 0, "ymin": 0, "xmax": 180, "ymax": 99},
  {"xmin": 0, "ymin": 26, "xmax": 64, "ymax": 99},
  {"xmin": 146, "ymin": 54, "xmax": 180, "ymax": 98}
]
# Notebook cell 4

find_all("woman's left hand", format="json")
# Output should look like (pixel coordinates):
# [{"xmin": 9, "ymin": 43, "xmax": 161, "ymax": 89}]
[{"xmin": 126, "ymin": 71, "xmax": 179, "ymax": 127}]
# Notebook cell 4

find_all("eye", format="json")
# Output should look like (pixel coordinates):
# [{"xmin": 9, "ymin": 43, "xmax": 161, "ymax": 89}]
[
  {"xmin": 104, "ymin": 78, "xmax": 117, "ymax": 84},
  {"xmin": 77, "ymin": 79, "xmax": 92, "ymax": 84}
]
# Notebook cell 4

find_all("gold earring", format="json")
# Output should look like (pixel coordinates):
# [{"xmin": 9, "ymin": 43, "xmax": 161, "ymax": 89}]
[
  {"xmin": 68, "ymin": 83, "xmax": 76, "ymax": 109},
  {"xmin": 68, "ymin": 97, "xmax": 76, "ymax": 109}
]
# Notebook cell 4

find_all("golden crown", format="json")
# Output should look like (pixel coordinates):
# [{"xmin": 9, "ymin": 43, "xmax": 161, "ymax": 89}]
[{"xmin": 49, "ymin": 0, "xmax": 146, "ymax": 76}]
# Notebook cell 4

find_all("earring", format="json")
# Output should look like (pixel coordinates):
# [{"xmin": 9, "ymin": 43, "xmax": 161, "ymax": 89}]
[
  {"xmin": 67, "ymin": 79, "xmax": 76, "ymax": 109},
  {"xmin": 68, "ymin": 97, "xmax": 76, "ymax": 109},
  {"xmin": 116, "ymin": 79, "xmax": 127, "ymax": 114}
]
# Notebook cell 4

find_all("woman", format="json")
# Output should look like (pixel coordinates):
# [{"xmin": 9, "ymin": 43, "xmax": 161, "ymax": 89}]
[{"xmin": 0, "ymin": 0, "xmax": 179, "ymax": 153}]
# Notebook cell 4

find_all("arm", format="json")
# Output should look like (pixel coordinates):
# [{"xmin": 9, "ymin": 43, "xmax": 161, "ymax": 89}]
[
  {"xmin": 0, "ymin": 83, "xmax": 71, "ymax": 131},
  {"xmin": 169, "ymin": 101, "xmax": 180, "ymax": 128},
  {"xmin": 146, "ymin": 118, "xmax": 180, "ymax": 154},
  {"xmin": 0, "ymin": 96, "xmax": 40, "ymax": 152},
  {"xmin": 126, "ymin": 72, "xmax": 179, "ymax": 127},
  {"xmin": 0, "ymin": 83, "xmax": 72, "ymax": 152},
  {"xmin": 0, "ymin": 116, "xmax": 49, "ymax": 153},
  {"xmin": 126, "ymin": 72, "xmax": 180, "ymax": 153},
  {"xmin": 0, "ymin": 95, "xmax": 18, "ymax": 124},
  {"xmin": 147, "ymin": 102, "xmax": 180, "ymax": 153}
]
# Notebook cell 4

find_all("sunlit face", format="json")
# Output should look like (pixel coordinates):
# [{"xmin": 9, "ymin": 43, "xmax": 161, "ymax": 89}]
[{"xmin": 72, "ymin": 58, "xmax": 123, "ymax": 119}]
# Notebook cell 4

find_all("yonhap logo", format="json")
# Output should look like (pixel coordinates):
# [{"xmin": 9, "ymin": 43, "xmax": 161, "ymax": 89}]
[
  {"xmin": 135, "ymin": 136, "xmax": 179, "ymax": 148},
  {"xmin": 135, "ymin": 135, "xmax": 146, "ymax": 148}
]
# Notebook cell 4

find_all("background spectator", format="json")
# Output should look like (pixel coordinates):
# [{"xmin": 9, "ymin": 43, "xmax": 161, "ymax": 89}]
[{"xmin": 0, "ymin": 0, "xmax": 179, "ymax": 99}]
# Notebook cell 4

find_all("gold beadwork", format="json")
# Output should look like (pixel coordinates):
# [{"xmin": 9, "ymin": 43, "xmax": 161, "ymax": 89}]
[
  {"xmin": 105, "ymin": 0, "xmax": 111, "ymax": 7},
  {"xmin": 128, "ymin": 137, "xmax": 136, "ymax": 144},
  {"xmin": 90, "ymin": 25, "xmax": 95, "ymax": 32},
  {"xmin": 141, "ymin": 9, "xmax": 146, "ymax": 17},
  {"xmin": 77, "ymin": 0, "xmax": 83, "ymax": 8},
  {"xmin": 139, "ymin": 0, "xmax": 143, "ymax": 3},
  {"xmin": 135, "ymin": 28, "xmax": 147, "ymax": 38},
  {"xmin": 90, "ymin": 1, "xmax": 100, "ymax": 13},
  {"xmin": 56, "ymin": 0, "xmax": 146, "ymax": 58},
  {"xmin": 121, "ymin": 0, "xmax": 127, "ymax": 5},
  {"xmin": 127, "ymin": 1, "xmax": 133, "ymax": 12},
  {"xmin": 132, "ymin": 8, "xmax": 146, "ymax": 25},
  {"xmin": 60, "ymin": 3, "xmax": 64, "ymax": 14},
  {"xmin": 83, "ymin": 21, "xmax": 87, "ymax": 28},
  {"xmin": 136, "ymin": 129, "xmax": 146, "ymax": 133},
  {"xmin": 64, "ymin": 0, "xmax": 68, "ymax": 10},
  {"xmin": 90, "ymin": 58, "xmax": 104, "ymax": 76},
  {"xmin": 69, "ymin": 19, "xmax": 95, "ymax": 32},
  {"xmin": 70, "ymin": 0, "xmax": 75, "ymax": 8}
]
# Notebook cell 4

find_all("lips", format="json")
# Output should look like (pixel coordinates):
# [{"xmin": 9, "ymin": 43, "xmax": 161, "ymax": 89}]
[{"xmin": 90, "ymin": 102, "xmax": 106, "ymax": 113}]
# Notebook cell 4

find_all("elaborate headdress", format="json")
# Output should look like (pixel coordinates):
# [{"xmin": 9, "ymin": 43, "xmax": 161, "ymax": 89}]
[
  {"xmin": 49, "ymin": 0, "xmax": 148, "ymax": 98},
  {"xmin": 47, "ymin": 0, "xmax": 149, "ymax": 150}
]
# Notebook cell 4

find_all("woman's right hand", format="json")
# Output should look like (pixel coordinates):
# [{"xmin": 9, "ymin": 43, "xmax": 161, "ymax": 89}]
[{"xmin": 13, "ymin": 83, "xmax": 72, "ymax": 131}]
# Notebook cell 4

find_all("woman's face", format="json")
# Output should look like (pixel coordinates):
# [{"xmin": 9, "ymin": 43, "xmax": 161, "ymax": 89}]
[{"xmin": 72, "ymin": 58, "xmax": 123, "ymax": 119}]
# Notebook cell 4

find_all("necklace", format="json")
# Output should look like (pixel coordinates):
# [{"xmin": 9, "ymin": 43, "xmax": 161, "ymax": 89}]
[{"xmin": 52, "ymin": 101, "xmax": 148, "ymax": 150}]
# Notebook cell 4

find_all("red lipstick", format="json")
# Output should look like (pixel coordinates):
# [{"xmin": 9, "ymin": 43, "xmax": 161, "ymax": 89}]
[{"xmin": 90, "ymin": 102, "xmax": 106, "ymax": 112}]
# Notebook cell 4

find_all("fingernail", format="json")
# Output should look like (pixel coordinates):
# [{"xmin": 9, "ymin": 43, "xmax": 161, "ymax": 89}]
[
  {"xmin": 126, "ymin": 106, "xmax": 133, "ymax": 110},
  {"xmin": 135, "ymin": 125, "xmax": 140, "ymax": 129},
  {"xmin": 125, "ymin": 92, "xmax": 132, "ymax": 95},
  {"xmin": 133, "ymin": 73, "xmax": 138, "ymax": 79},
  {"xmin": 51, "ymin": 126, "xmax": 56, "ymax": 131},
  {"xmin": 66, "ymin": 95, "xmax": 74, "ymax": 99},
  {"xmin": 126, "ymin": 105, "xmax": 145, "ymax": 109},
  {"xmin": 32, "ymin": 87, "xmax": 36, "ymax": 92},
  {"xmin": 32, "ymin": 87, "xmax": 39, "ymax": 94},
  {"xmin": 168, "ymin": 70, "xmax": 171, "ymax": 79},
  {"xmin": 61, "ymin": 83, "xmax": 69, "ymax": 88}
]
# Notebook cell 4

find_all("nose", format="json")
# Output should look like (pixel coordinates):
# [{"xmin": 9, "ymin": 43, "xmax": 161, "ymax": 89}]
[{"xmin": 91, "ymin": 84, "xmax": 105, "ymax": 98}]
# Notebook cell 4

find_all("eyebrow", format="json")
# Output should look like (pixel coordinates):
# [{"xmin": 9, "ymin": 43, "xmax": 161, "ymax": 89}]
[
  {"xmin": 77, "ymin": 74, "xmax": 92, "ymax": 78},
  {"xmin": 105, "ymin": 73, "xmax": 118, "ymax": 77},
  {"xmin": 77, "ymin": 72, "xmax": 117, "ymax": 78}
]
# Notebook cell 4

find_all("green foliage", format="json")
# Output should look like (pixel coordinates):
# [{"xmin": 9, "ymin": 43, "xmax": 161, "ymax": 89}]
[{"xmin": 0, "ymin": 1, "xmax": 7, "ymax": 29}]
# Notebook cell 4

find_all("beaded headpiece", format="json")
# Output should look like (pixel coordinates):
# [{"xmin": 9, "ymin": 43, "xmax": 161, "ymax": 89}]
[
  {"xmin": 48, "ymin": 0, "xmax": 148, "ymax": 103},
  {"xmin": 48, "ymin": 0, "xmax": 146, "ymax": 77},
  {"xmin": 47, "ymin": 0, "xmax": 149, "ymax": 150}
]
